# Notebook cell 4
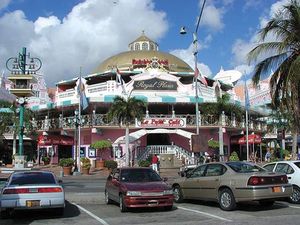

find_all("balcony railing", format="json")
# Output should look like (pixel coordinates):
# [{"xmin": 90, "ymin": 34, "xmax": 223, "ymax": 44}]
[{"xmin": 33, "ymin": 112, "xmax": 268, "ymax": 133}]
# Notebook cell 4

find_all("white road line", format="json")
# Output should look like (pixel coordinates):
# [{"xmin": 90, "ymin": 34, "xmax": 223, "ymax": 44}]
[
  {"xmin": 177, "ymin": 206, "xmax": 232, "ymax": 222},
  {"xmin": 73, "ymin": 203, "xmax": 110, "ymax": 225},
  {"xmin": 288, "ymin": 205, "xmax": 300, "ymax": 209}
]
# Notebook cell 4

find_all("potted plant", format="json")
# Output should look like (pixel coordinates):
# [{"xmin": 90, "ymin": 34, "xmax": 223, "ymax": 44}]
[
  {"xmin": 59, "ymin": 158, "xmax": 75, "ymax": 176},
  {"xmin": 42, "ymin": 156, "xmax": 50, "ymax": 165},
  {"xmin": 104, "ymin": 160, "xmax": 118, "ymax": 172},
  {"xmin": 90, "ymin": 140, "xmax": 112, "ymax": 169},
  {"xmin": 229, "ymin": 151, "xmax": 240, "ymax": 161},
  {"xmin": 80, "ymin": 157, "xmax": 91, "ymax": 175}
]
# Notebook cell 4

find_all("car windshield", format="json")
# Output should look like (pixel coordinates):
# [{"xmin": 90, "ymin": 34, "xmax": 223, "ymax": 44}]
[
  {"xmin": 120, "ymin": 169, "xmax": 162, "ymax": 183},
  {"xmin": 226, "ymin": 162, "xmax": 265, "ymax": 173},
  {"xmin": 10, "ymin": 172, "xmax": 57, "ymax": 186}
]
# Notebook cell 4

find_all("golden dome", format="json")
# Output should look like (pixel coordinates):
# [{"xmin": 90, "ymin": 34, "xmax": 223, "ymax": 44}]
[{"xmin": 93, "ymin": 50, "xmax": 193, "ymax": 74}]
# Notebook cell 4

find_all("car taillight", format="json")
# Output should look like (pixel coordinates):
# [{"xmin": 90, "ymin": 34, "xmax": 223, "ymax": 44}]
[
  {"xmin": 3, "ymin": 187, "xmax": 63, "ymax": 194},
  {"xmin": 38, "ymin": 187, "xmax": 62, "ymax": 193},
  {"xmin": 248, "ymin": 176, "xmax": 261, "ymax": 185}
]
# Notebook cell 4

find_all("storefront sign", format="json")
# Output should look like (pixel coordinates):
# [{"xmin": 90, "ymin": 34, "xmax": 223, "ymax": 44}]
[
  {"xmin": 136, "ymin": 118, "xmax": 186, "ymax": 128},
  {"xmin": 132, "ymin": 59, "xmax": 168, "ymax": 66},
  {"xmin": 133, "ymin": 78, "xmax": 177, "ymax": 91}
]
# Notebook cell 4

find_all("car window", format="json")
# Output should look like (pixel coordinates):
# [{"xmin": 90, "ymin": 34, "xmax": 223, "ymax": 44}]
[
  {"xmin": 263, "ymin": 164, "xmax": 276, "ymax": 172},
  {"xmin": 120, "ymin": 169, "xmax": 161, "ymax": 182},
  {"xmin": 226, "ymin": 161, "xmax": 265, "ymax": 173},
  {"xmin": 10, "ymin": 172, "xmax": 56, "ymax": 185},
  {"xmin": 205, "ymin": 164, "xmax": 226, "ymax": 176},
  {"xmin": 190, "ymin": 165, "xmax": 206, "ymax": 178},
  {"xmin": 293, "ymin": 162, "xmax": 300, "ymax": 169},
  {"xmin": 275, "ymin": 163, "xmax": 294, "ymax": 174}
]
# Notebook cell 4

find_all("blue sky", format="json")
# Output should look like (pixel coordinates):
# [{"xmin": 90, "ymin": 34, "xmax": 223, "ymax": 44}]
[{"xmin": 0, "ymin": 0, "xmax": 290, "ymax": 86}]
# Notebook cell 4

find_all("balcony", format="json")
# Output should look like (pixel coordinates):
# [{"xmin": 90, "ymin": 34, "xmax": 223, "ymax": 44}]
[{"xmin": 33, "ymin": 112, "xmax": 268, "ymax": 133}]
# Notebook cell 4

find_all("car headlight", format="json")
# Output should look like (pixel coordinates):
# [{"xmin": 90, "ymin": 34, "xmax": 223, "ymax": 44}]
[
  {"xmin": 126, "ymin": 191, "xmax": 142, "ymax": 196},
  {"xmin": 163, "ymin": 190, "xmax": 173, "ymax": 195}
]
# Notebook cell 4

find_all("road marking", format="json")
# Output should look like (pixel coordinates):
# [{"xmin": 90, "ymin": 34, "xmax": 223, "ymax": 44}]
[
  {"xmin": 177, "ymin": 206, "xmax": 232, "ymax": 222},
  {"xmin": 73, "ymin": 203, "xmax": 110, "ymax": 225},
  {"xmin": 288, "ymin": 205, "xmax": 300, "ymax": 209},
  {"xmin": 275, "ymin": 202, "xmax": 300, "ymax": 209}
]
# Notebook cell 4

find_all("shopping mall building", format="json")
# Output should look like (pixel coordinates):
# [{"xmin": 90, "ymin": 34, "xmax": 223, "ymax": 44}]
[{"xmin": 1, "ymin": 34, "xmax": 272, "ymax": 167}]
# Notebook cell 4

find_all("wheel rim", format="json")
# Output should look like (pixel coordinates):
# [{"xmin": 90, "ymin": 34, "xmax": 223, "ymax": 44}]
[
  {"xmin": 221, "ymin": 192, "xmax": 231, "ymax": 208},
  {"xmin": 173, "ymin": 187, "xmax": 180, "ymax": 201},
  {"xmin": 290, "ymin": 188, "xmax": 300, "ymax": 203}
]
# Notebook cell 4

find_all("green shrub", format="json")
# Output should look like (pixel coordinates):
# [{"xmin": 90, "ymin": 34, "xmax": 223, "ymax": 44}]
[
  {"xmin": 80, "ymin": 157, "xmax": 91, "ymax": 169},
  {"xmin": 104, "ymin": 160, "xmax": 118, "ymax": 170},
  {"xmin": 138, "ymin": 159, "xmax": 151, "ymax": 167},
  {"xmin": 42, "ymin": 156, "xmax": 50, "ymax": 163},
  {"xmin": 229, "ymin": 151, "xmax": 240, "ymax": 161},
  {"xmin": 59, "ymin": 158, "xmax": 75, "ymax": 167}
]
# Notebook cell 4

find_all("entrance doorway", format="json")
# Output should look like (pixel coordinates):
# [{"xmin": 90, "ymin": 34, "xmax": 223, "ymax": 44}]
[{"xmin": 147, "ymin": 133, "xmax": 171, "ymax": 145}]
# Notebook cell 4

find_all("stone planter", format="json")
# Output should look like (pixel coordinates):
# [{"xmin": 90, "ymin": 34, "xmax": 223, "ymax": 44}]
[
  {"xmin": 81, "ymin": 167, "xmax": 90, "ymax": 175},
  {"xmin": 95, "ymin": 160, "xmax": 104, "ymax": 169},
  {"xmin": 63, "ymin": 166, "xmax": 72, "ymax": 176}
]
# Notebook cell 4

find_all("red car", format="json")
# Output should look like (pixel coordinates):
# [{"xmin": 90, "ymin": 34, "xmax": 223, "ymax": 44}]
[{"xmin": 105, "ymin": 167, "xmax": 174, "ymax": 212}]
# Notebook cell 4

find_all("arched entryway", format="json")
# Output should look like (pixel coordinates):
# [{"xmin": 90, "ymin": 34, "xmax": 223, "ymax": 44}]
[{"xmin": 147, "ymin": 133, "xmax": 171, "ymax": 145}]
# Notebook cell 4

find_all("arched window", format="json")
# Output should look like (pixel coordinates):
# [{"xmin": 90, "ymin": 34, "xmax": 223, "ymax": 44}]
[
  {"xmin": 135, "ymin": 43, "xmax": 140, "ymax": 51},
  {"xmin": 142, "ymin": 42, "xmax": 148, "ymax": 50},
  {"xmin": 150, "ymin": 43, "xmax": 155, "ymax": 50}
]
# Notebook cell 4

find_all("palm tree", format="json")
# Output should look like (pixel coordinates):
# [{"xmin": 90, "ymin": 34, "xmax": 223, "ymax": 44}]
[
  {"xmin": 247, "ymin": 0, "xmax": 300, "ymax": 157},
  {"xmin": 108, "ymin": 96, "xmax": 146, "ymax": 166}
]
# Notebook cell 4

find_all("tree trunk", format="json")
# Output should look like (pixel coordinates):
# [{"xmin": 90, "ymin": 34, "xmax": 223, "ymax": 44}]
[
  {"xmin": 292, "ymin": 131, "xmax": 298, "ymax": 159},
  {"xmin": 125, "ymin": 126, "xmax": 130, "ymax": 166}
]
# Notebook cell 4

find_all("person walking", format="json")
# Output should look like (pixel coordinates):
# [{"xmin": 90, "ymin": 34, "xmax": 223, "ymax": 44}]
[{"xmin": 152, "ymin": 154, "xmax": 159, "ymax": 173}]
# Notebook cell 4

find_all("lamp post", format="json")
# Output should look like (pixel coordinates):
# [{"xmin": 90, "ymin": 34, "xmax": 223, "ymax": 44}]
[
  {"xmin": 6, "ymin": 47, "xmax": 41, "ymax": 168},
  {"xmin": 68, "ymin": 109, "xmax": 85, "ymax": 174},
  {"xmin": 180, "ymin": 0, "xmax": 206, "ymax": 135}
]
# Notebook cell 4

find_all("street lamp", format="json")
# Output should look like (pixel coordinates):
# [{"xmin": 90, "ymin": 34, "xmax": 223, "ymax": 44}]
[
  {"xmin": 68, "ymin": 109, "xmax": 85, "ymax": 174},
  {"xmin": 6, "ymin": 47, "xmax": 41, "ymax": 168},
  {"xmin": 180, "ymin": 0, "xmax": 207, "ymax": 135}
]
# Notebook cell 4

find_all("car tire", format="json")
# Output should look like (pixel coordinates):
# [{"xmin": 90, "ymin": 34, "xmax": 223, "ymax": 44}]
[
  {"xmin": 164, "ymin": 205, "xmax": 173, "ymax": 211},
  {"xmin": 0, "ymin": 209, "xmax": 11, "ymax": 219},
  {"xmin": 218, "ymin": 188, "xmax": 236, "ymax": 211},
  {"xmin": 289, "ymin": 185, "xmax": 300, "ymax": 204},
  {"xmin": 259, "ymin": 200, "xmax": 274, "ymax": 207},
  {"xmin": 173, "ymin": 185, "xmax": 184, "ymax": 203},
  {"xmin": 105, "ymin": 190, "xmax": 113, "ymax": 204},
  {"xmin": 119, "ymin": 194, "xmax": 128, "ymax": 212}
]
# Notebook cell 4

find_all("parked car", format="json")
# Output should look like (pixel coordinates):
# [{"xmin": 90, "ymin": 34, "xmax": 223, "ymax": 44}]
[
  {"xmin": 0, "ymin": 171, "xmax": 65, "ymax": 218},
  {"xmin": 263, "ymin": 160, "xmax": 300, "ymax": 203},
  {"xmin": 178, "ymin": 164, "xmax": 198, "ymax": 177},
  {"xmin": 105, "ymin": 167, "xmax": 174, "ymax": 212},
  {"xmin": 172, "ymin": 161, "xmax": 292, "ymax": 211}
]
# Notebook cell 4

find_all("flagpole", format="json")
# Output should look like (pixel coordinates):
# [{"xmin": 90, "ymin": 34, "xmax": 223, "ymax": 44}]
[
  {"xmin": 77, "ymin": 67, "xmax": 82, "ymax": 173},
  {"xmin": 245, "ymin": 79, "xmax": 249, "ymax": 161}
]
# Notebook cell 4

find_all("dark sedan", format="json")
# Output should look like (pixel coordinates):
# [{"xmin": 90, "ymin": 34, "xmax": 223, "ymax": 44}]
[{"xmin": 105, "ymin": 167, "xmax": 174, "ymax": 212}]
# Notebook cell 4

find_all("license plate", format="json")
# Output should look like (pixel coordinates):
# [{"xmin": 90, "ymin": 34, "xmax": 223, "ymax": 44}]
[
  {"xmin": 148, "ymin": 200, "xmax": 158, "ymax": 205},
  {"xmin": 26, "ymin": 200, "xmax": 40, "ymax": 207},
  {"xmin": 272, "ymin": 186, "xmax": 282, "ymax": 193}
]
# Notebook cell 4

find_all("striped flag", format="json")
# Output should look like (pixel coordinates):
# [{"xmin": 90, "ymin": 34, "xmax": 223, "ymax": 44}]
[
  {"xmin": 76, "ymin": 76, "xmax": 88, "ymax": 110},
  {"xmin": 195, "ymin": 67, "xmax": 208, "ymax": 86}
]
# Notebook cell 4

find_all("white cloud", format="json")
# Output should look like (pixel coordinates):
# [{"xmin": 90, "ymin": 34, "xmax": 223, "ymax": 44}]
[
  {"xmin": 201, "ymin": 3, "xmax": 225, "ymax": 31},
  {"xmin": 0, "ymin": 0, "xmax": 168, "ymax": 86},
  {"xmin": 0, "ymin": 0, "xmax": 10, "ymax": 11}
]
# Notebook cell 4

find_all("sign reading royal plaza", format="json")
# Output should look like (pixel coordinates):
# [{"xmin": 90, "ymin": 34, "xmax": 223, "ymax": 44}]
[
  {"xmin": 136, "ymin": 118, "xmax": 186, "ymax": 128},
  {"xmin": 133, "ymin": 78, "xmax": 178, "ymax": 91}
]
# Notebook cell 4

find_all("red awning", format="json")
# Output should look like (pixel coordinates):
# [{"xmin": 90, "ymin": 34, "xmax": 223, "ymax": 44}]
[
  {"xmin": 238, "ymin": 134, "xmax": 261, "ymax": 145},
  {"xmin": 38, "ymin": 135, "xmax": 74, "ymax": 146}
]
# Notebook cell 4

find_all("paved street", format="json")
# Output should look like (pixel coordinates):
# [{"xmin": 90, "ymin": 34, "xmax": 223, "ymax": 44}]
[{"xmin": 1, "ymin": 172, "xmax": 300, "ymax": 225}]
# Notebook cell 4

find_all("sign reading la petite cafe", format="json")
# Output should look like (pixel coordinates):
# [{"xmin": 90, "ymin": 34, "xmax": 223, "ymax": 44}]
[{"xmin": 136, "ymin": 118, "xmax": 186, "ymax": 128}]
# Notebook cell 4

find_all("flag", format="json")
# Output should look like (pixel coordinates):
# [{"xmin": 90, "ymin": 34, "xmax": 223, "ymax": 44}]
[
  {"xmin": 115, "ymin": 68, "xmax": 126, "ymax": 93},
  {"xmin": 244, "ymin": 81, "xmax": 250, "ymax": 110},
  {"xmin": 76, "ymin": 76, "xmax": 88, "ymax": 110},
  {"xmin": 195, "ymin": 67, "xmax": 208, "ymax": 86}
]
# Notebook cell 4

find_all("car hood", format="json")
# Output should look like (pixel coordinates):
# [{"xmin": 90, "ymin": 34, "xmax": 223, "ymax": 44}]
[{"xmin": 122, "ymin": 181, "xmax": 170, "ymax": 191}]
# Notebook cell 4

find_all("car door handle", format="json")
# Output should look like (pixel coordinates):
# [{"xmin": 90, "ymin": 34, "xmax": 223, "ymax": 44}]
[{"xmin": 288, "ymin": 177, "xmax": 291, "ymax": 179}]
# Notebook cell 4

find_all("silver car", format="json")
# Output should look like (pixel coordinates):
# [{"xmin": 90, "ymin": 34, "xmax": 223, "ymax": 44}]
[
  {"xmin": 172, "ymin": 161, "xmax": 293, "ymax": 211},
  {"xmin": 0, "ymin": 171, "xmax": 65, "ymax": 218}
]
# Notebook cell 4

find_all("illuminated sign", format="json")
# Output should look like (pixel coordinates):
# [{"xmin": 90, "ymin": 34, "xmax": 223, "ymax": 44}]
[
  {"xmin": 133, "ymin": 78, "xmax": 177, "ymax": 90},
  {"xmin": 136, "ymin": 118, "xmax": 186, "ymax": 128}
]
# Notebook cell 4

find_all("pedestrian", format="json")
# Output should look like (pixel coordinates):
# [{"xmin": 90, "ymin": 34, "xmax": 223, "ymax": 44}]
[
  {"xmin": 152, "ymin": 154, "xmax": 159, "ymax": 173},
  {"xmin": 265, "ymin": 148, "xmax": 271, "ymax": 162}
]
